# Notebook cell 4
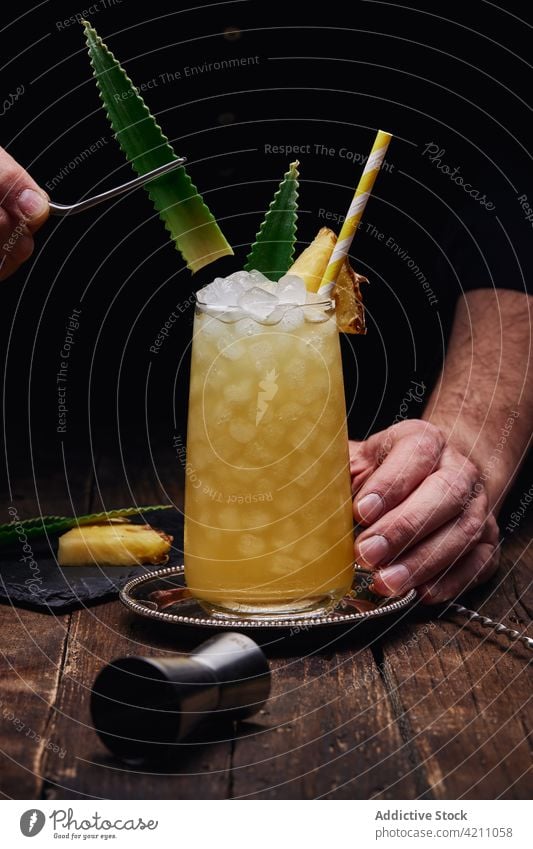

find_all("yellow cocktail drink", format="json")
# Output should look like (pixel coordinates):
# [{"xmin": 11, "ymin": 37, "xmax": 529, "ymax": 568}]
[{"xmin": 184, "ymin": 279, "xmax": 354, "ymax": 618}]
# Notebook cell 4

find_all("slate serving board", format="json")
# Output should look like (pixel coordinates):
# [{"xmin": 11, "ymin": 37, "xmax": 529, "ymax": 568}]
[{"xmin": 0, "ymin": 510, "xmax": 184, "ymax": 613}]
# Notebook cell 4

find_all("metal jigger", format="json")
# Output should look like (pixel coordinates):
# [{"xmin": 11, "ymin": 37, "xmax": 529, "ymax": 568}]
[{"xmin": 91, "ymin": 632, "xmax": 271, "ymax": 763}]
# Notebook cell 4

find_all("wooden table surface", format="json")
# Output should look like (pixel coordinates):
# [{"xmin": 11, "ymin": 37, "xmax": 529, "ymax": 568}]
[{"xmin": 1, "ymin": 438, "xmax": 531, "ymax": 800}]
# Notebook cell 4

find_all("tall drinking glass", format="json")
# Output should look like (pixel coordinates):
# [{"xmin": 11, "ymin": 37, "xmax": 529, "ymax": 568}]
[{"xmin": 184, "ymin": 295, "xmax": 354, "ymax": 618}]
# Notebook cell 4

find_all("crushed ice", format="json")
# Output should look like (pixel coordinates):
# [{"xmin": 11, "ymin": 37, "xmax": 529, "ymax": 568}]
[{"xmin": 197, "ymin": 270, "xmax": 326, "ymax": 326}]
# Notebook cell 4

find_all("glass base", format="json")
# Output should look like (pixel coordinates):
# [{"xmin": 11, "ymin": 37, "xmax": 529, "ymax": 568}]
[{"xmin": 199, "ymin": 592, "xmax": 343, "ymax": 621}]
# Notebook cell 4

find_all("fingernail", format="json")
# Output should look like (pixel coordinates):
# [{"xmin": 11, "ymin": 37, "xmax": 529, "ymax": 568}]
[
  {"xmin": 357, "ymin": 492, "xmax": 384, "ymax": 523},
  {"xmin": 357, "ymin": 534, "xmax": 389, "ymax": 567},
  {"xmin": 17, "ymin": 189, "xmax": 48, "ymax": 219},
  {"xmin": 376, "ymin": 564, "xmax": 411, "ymax": 595}
]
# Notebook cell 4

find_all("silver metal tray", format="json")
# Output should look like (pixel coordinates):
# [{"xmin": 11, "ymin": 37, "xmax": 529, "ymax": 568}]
[{"xmin": 120, "ymin": 565, "xmax": 417, "ymax": 629}]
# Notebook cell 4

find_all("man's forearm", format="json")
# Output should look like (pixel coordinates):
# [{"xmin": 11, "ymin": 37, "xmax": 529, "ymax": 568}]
[{"xmin": 422, "ymin": 288, "xmax": 533, "ymax": 512}]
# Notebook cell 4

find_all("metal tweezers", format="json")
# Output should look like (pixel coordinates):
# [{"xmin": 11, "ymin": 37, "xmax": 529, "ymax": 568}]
[{"xmin": 48, "ymin": 158, "xmax": 187, "ymax": 216}]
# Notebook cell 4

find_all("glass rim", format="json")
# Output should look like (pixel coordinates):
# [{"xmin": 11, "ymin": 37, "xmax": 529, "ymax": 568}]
[{"xmin": 195, "ymin": 296, "xmax": 335, "ymax": 310}]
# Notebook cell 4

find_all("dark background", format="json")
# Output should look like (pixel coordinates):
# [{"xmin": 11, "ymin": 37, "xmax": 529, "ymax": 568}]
[{"xmin": 1, "ymin": 0, "xmax": 531, "ymax": 497}]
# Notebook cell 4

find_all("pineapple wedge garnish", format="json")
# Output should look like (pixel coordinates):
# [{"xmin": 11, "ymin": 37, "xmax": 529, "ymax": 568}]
[
  {"xmin": 58, "ymin": 522, "xmax": 172, "ymax": 567},
  {"xmin": 289, "ymin": 227, "xmax": 337, "ymax": 292},
  {"xmin": 287, "ymin": 227, "xmax": 367, "ymax": 334},
  {"xmin": 335, "ymin": 260, "xmax": 367, "ymax": 335}
]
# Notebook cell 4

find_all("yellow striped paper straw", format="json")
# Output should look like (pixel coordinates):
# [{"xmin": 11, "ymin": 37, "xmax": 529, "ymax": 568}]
[{"xmin": 319, "ymin": 129, "xmax": 392, "ymax": 293}]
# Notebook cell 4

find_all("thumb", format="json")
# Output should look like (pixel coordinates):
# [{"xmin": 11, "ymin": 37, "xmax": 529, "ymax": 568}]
[
  {"xmin": 0, "ymin": 146, "xmax": 49, "ymax": 232},
  {"xmin": 15, "ymin": 187, "xmax": 49, "ymax": 231}
]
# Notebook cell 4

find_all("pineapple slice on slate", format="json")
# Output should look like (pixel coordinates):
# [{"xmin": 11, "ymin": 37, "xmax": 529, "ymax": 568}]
[{"xmin": 58, "ymin": 523, "xmax": 172, "ymax": 567}]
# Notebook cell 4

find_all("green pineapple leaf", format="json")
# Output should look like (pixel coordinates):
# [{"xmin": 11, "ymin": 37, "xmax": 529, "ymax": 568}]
[
  {"xmin": 0, "ymin": 505, "xmax": 173, "ymax": 547},
  {"xmin": 83, "ymin": 21, "xmax": 233, "ymax": 272},
  {"xmin": 245, "ymin": 160, "xmax": 299, "ymax": 281}
]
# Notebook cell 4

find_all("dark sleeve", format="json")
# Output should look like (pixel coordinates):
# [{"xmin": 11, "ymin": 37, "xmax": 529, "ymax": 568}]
[{"xmin": 441, "ymin": 191, "xmax": 533, "ymax": 296}]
